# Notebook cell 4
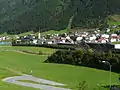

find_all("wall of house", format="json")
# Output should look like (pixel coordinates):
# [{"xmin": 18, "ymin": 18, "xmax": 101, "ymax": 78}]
[{"xmin": 115, "ymin": 44, "xmax": 120, "ymax": 49}]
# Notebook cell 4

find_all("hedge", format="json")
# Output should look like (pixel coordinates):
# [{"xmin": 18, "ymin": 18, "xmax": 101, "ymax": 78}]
[
  {"xmin": 12, "ymin": 43, "xmax": 76, "ymax": 50},
  {"xmin": 45, "ymin": 49, "xmax": 120, "ymax": 73},
  {"xmin": 12, "ymin": 42, "xmax": 120, "ymax": 53}
]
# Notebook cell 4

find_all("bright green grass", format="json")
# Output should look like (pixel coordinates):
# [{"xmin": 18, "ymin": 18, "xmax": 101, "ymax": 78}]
[
  {"xmin": 0, "ymin": 47, "xmax": 119, "ymax": 90},
  {"xmin": 0, "ymin": 51, "xmax": 46, "ymax": 90},
  {"xmin": 108, "ymin": 21, "xmax": 120, "ymax": 25},
  {"xmin": 112, "ymin": 42, "xmax": 120, "ymax": 44},
  {"xmin": 0, "ymin": 46, "xmax": 56, "ymax": 55},
  {"xmin": 107, "ymin": 20, "xmax": 120, "ymax": 33},
  {"xmin": 108, "ymin": 14, "xmax": 120, "ymax": 25}
]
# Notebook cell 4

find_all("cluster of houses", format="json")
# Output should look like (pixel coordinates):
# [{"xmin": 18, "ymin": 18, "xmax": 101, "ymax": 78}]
[
  {"xmin": 14, "ymin": 30, "xmax": 120, "ymax": 47},
  {"xmin": 0, "ymin": 36, "xmax": 10, "ymax": 41},
  {"xmin": 0, "ymin": 29, "xmax": 119, "ymax": 49}
]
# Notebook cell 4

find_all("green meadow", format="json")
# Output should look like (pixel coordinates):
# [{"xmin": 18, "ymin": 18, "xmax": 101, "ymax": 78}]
[
  {"xmin": 0, "ymin": 46, "xmax": 119, "ymax": 90},
  {"xmin": 0, "ymin": 46, "xmax": 56, "ymax": 55}
]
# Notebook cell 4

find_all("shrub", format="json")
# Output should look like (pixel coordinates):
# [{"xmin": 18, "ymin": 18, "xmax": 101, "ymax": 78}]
[
  {"xmin": 38, "ymin": 51, "xmax": 43, "ymax": 55},
  {"xmin": 45, "ymin": 49, "xmax": 120, "ymax": 72},
  {"xmin": 76, "ymin": 81, "xmax": 88, "ymax": 90}
]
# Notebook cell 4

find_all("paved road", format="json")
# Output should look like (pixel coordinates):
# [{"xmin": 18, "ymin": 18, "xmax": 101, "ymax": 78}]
[{"xmin": 2, "ymin": 74, "xmax": 71, "ymax": 90}]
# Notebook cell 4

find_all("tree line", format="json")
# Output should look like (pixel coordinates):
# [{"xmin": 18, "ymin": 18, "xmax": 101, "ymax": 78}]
[
  {"xmin": 45, "ymin": 49, "xmax": 120, "ymax": 73},
  {"xmin": 0, "ymin": 0, "xmax": 120, "ymax": 34}
]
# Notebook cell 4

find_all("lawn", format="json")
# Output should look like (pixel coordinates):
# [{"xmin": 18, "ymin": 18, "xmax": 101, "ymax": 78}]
[
  {"xmin": 108, "ymin": 21, "xmax": 120, "ymax": 25},
  {"xmin": 0, "ymin": 46, "xmax": 56, "ymax": 55},
  {"xmin": 112, "ymin": 42, "xmax": 120, "ymax": 44},
  {"xmin": 17, "ymin": 29, "xmax": 67, "ymax": 36},
  {"xmin": 0, "ymin": 46, "xmax": 119, "ymax": 90}
]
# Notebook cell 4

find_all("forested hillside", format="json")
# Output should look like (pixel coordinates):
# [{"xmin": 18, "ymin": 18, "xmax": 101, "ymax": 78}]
[{"xmin": 0, "ymin": 0, "xmax": 120, "ymax": 34}]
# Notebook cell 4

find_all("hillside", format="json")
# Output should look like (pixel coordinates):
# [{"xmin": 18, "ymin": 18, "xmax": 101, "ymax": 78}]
[
  {"xmin": 0, "ymin": 0, "xmax": 120, "ymax": 34},
  {"xmin": 108, "ymin": 14, "xmax": 120, "ymax": 25}
]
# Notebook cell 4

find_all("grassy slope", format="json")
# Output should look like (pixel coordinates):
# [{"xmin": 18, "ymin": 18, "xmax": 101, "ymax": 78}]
[
  {"xmin": 40, "ymin": 29, "xmax": 67, "ymax": 36},
  {"xmin": 0, "ymin": 50, "xmax": 46, "ymax": 90},
  {"xmin": 112, "ymin": 42, "xmax": 120, "ymax": 44},
  {"xmin": 18, "ymin": 31, "xmax": 34, "ymax": 36},
  {"xmin": 0, "ymin": 32, "xmax": 15, "ymax": 37},
  {"xmin": 108, "ymin": 15, "xmax": 120, "ymax": 25},
  {"xmin": 1, "ymin": 46, "xmax": 56, "ymax": 55},
  {"xmin": 18, "ymin": 29, "xmax": 67, "ymax": 36},
  {"xmin": 108, "ymin": 14, "xmax": 120, "ymax": 32},
  {"xmin": 0, "ymin": 46, "xmax": 119, "ymax": 90}
]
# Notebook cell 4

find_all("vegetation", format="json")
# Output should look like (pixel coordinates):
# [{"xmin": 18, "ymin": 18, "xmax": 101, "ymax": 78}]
[
  {"xmin": 0, "ymin": 0, "xmax": 120, "ymax": 34},
  {"xmin": 0, "ymin": 46, "xmax": 56, "ymax": 55},
  {"xmin": 18, "ymin": 31, "xmax": 34, "ymax": 36},
  {"xmin": 0, "ymin": 46, "xmax": 119, "ymax": 90},
  {"xmin": 76, "ymin": 81, "xmax": 88, "ymax": 90},
  {"xmin": 45, "ymin": 49, "xmax": 120, "ymax": 72},
  {"xmin": 108, "ymin": 15, "xmax": 120, "ymax": 25},
  {"xmin": 12, "ymin": 43, "xmax": 75, "ymax": 50},
  {"xmin": 112, "ymin": 42, "xmax": 120, "ymax": 44},
  {"xmin": 40, "ymin": 29, "xmax": 67, "ymax": 36}
]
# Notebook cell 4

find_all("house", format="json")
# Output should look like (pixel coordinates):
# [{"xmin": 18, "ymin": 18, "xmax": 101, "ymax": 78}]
[
  {"xmin": 33, "ymin": 39, "xmax": 38, "ymax": 44},
  {"xmin": 114, "ymin": 44, "xmax": 120, "ymax": 49}
]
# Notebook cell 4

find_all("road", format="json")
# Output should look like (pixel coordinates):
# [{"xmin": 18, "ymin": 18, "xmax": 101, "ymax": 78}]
[{"xmin": 2, "ymin": 74, "xmax": 71, "ymax": 90}]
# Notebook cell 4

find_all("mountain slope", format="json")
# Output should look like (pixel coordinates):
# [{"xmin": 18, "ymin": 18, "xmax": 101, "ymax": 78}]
[
  {"xmin": 0, "ymin": 0, "xmax": 120, "ymax": 34},
  {"xmin": 0, "ymin": 0, "xmax": 70, "ymax": 34}
]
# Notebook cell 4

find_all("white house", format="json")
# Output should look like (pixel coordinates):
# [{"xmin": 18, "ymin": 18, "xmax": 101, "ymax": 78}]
[
  {"xmin": 33, "ymin": 39, "xmax": 38, "ymax": 44},
  {"xmin": 114, "ymin": 44, "xmax": 120, "ymax": 49},
  {"xmin": 76, "ymin": 37, "xmax": 83, "ymax": 41},
  {"xmin": 101, "ymin": 34, "xmax": 109, "ymax": 38}
]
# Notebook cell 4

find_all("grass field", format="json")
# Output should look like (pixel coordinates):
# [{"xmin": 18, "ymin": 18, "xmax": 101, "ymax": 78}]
[
  {"xmin": 0, "ymin": 46, "xmax": 56, "ymax": 55},
  {"xmin": 108, "ymin": 14, "xmax": 120, "ymax": 25},
  {"xmin": 112, "ymin": 42, "xmax": 120, "ymax": 44},
  {"xmin": 108, "ymin": 21, "xmax": 120, "ymax": 25},
  {"xmin": 0, "ymin": 46, "xmax": 119, "ymax": 90},
  {"xmin": 40, "ymin": 29, "xmax": 67, "ymax": 36}
]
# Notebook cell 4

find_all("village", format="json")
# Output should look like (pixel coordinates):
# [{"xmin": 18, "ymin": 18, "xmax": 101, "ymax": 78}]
[{"xmin": 0, "ymin": 28, "xmax": 120, "ymax": 49}]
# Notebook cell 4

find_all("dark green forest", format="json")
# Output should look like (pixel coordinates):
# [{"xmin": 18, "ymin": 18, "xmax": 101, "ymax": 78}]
[
  {"xmin": 0, "ymin": 0, "xmax": 120, "ymax": 34},
  {"xmin": 45, "ymin": 49, "xmax": 120, "ymax": 73}
]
